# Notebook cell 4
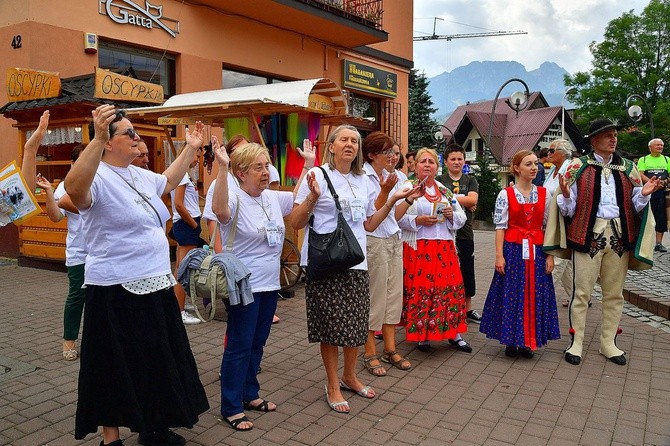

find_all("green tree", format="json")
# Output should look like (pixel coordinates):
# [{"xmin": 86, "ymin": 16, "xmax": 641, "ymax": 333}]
[
  {"xmin": 408, "ymin": 69, "xmax": 438, "ymax": 150},
  {"xmin": 473, "ymin": 157, "xmax": 501, "ymax": 223},
  {"xmin": 565, "ymin": 0, "xmax": 670, "ymax": 155}
]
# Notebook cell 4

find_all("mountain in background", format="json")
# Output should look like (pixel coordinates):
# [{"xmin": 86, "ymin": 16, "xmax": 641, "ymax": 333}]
[{"xmin": 427, "ymin": 61, "xmax": 572, "ymax": 121}]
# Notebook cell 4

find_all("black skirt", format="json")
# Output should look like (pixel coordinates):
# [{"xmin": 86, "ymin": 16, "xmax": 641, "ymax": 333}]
[{"xmin": 75, "ymin": 285, "xmax": 209, "ymax": 440}]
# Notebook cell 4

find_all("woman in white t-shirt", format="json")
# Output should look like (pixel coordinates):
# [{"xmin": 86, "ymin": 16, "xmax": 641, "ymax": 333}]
[
  {"xmin": 292, "ymin": 125, "xmax": 417, "ymax": 415},
  {"xmin": 35, "ymin": 145, "xmax": 87, "ymax": 361},
  {"xmin": 170, "ymin": 148, "xmax": 203, "ymax": 325},
  {"xmin": 210, "ymin": 140, "xmax": 314, "ymax": 431},
  {"xmin": 64, "ymin": 105, "xmax": 209, "ymax": 446}
]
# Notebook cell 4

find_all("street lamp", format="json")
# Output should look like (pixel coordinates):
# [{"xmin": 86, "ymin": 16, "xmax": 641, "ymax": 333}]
[
  {"xmin": 562, "ymin": 86, "xmax": 576, "ymax": 139},
  {"xmin": 431, "ymin": 123, "xmax": 454, "ymax": 149},
  {"xmin": 626, "ymin": 94, "xmax": 654, "ymax": 138},
  {"xmin": 486, "ymin": 78, "xmax": 530, "ymax": 151}
]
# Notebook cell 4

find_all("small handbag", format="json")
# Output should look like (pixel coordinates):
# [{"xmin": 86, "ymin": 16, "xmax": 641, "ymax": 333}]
[{"xmin": 306, "ymin": 167, "xmax": 365, "ymax": 280}]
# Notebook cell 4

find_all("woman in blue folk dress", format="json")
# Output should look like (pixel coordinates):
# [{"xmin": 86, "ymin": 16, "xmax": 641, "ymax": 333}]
[{"xmin": 480, "ymin": 150, "xmax": 560, "ymax": 358}]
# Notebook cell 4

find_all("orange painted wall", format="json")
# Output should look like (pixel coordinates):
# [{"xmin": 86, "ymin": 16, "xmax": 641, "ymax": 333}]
[{"xmin": 0, "ymin": 0, "xmax": 413, "ymax": 257}]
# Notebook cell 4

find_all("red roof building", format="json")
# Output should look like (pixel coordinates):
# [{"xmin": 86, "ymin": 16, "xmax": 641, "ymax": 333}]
[{"xmin": 441, "ymin": 92, "xmax": 587, "ymax": 165}]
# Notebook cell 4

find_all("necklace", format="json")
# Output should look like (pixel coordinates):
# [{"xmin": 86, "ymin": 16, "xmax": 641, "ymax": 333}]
[
  {"xmin": 248, "ymin": 192, "xmax": 271, "ymax": 221},
  {"xmin": 586, "ymin": 158, "xmax": 625, "ymax": 185},
  {"xmin": 424, "ymin": 184, "xmax": 443, "ymax": 203},
  {"xmin": 333, "ymin": 169, "xmax": 357, "ymax": 197}
]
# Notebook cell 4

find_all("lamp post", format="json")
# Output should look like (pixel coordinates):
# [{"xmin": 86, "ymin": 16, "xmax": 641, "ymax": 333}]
[
  {"xmin": 626, "ymin": 94, "xmax": 654, "ymax": 139},
  {"xmin": 431, "ymin": 123, "xmax": 454, "ymax": 149},
  {"xmin": 561, "ymin": 86, "xmax": 576, "ymax": 139},
  {"xmin": 486, "ymin": 78, "xmax": 530, "ymax": 152}
]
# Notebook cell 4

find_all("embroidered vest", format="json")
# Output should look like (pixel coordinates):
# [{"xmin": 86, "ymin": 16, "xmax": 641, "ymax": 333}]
[
  {"xmin": 565, "ymin": 158, "xmax": 637, "ymax": 253},
  {"xmin": 504, "ymin": 186, "xmax": 546, "ymax": 245}
]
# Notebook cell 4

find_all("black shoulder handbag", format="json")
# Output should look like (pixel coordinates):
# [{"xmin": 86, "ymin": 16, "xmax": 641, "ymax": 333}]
[{"xmin": 306, "ymin": 166, "xmax": 366, "ymax": 280}]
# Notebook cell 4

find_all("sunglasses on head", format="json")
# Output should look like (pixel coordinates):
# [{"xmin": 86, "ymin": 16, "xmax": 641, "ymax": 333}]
[{"xmin": 114, "ymin": 128, "xmax": 138, "ymax": 139}]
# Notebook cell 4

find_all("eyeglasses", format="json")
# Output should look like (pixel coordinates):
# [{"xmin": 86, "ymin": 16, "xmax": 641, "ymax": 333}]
[{"xmin": 114, "ymin": 128, "xmax": 138, "ymax": 139}]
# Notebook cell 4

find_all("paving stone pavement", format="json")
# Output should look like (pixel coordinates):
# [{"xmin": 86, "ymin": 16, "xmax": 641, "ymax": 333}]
[{"xmin": 1, "ymin": 230, "xmax": 670, "ymax": 445}]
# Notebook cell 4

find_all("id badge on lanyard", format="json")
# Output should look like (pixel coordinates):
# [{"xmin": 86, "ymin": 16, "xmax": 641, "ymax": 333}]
[
  {"xmin": 350, "ymin": 198, "xmax": 366, "ymax": 222},
  {"xmin": 264, "ymin": 220, "xmax": 281, "ymax": 247}
]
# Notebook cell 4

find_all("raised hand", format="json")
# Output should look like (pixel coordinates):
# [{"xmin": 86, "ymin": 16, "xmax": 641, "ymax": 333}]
[
  {"xmin": 306, "ymin": 171, "xmax": 321, "ymax": 198},
  {"xmin": 35, "ymin": 174, "xmax": 52, "ymax": 191},
  {"xmin": 185, "ymin": 121, "xmax": 205, "ymax": 150},
  {"xmin": 380, "ymin": 172, "xmax": 398, "ymax": 193},
  {"xmin": 296, "ymin": 139, "xmax": 316, "ymax": 169},
  {"xmin": 641, "ymin": 176, "xmax": 663, "ymax": 196},
  {"xmin": 211, "ymin": 136, "xmax": 229, "ymax": 167},
  {"xmin": 25, "ymin": 110, "xmax": 50, "ymax": 155},
  {"xmin": 391, "ymin": 183, "xmax": 420, "ymax": 203},
  {"xmin": 91, "ymin": 104, "xmax": 117, "ymax": 142}
]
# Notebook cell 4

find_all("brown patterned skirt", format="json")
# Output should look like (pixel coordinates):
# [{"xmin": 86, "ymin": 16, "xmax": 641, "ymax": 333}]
[{"xmin": 305, "ymin": 269, "xmax": 369, "ymax": 347}]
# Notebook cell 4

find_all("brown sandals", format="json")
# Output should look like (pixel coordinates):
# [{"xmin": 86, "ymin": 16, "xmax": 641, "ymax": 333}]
[
  {"xmin": 362, "ymin": 355, "xmax": 387, "ymax": 376},
  {"xmin": 381, "ymin": 350, "xmax": 412, "ymax": 370}
]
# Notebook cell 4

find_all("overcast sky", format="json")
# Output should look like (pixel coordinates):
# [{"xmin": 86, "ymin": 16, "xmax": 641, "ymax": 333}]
[{"xmin": 413, "ymin": 0, "xmax": 651, "ymax": 78}]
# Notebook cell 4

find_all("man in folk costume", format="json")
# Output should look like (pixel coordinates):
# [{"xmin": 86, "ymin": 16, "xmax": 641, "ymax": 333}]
[{"xmin": 544, "ymin": 119, "xmax": 661, "ymax": 366}]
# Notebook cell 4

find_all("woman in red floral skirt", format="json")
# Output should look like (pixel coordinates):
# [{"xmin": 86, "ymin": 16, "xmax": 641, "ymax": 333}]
[{"xmin": 397, "ymin": 148, "xmax": 471, "ymax": 353}]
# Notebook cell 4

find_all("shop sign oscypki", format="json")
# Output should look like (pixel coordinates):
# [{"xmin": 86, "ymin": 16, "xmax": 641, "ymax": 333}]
[{"xmin": 98, "ymin": 0, "xmax": 180, "ymax": 38}]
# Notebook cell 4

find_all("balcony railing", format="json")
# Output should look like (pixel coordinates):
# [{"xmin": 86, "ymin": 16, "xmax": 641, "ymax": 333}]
[{"xmin": 298, "ymin": 0, "xmax": 383, "ymax": 30}]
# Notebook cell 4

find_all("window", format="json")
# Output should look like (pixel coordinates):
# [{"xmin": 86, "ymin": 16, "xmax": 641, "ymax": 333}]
[
  {"xmin": 98, "ymin": 41, "xmax": 175, "ymax": 97},
  {"xmin": 222, "ymin": 68, "xmax": 285, "ymax": 88}
]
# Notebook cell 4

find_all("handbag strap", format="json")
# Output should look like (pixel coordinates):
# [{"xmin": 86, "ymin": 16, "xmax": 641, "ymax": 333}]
[
  {"xmin": 317, "ymin": 166, "xmax": 343, "ymax": 212},
  {"xmin": 211, "ymin": 194, "xmax": 240, "ymax": 252},
  {"xmin": 309, "ymin": 166, "xmax": 343, "ymax": 228}
]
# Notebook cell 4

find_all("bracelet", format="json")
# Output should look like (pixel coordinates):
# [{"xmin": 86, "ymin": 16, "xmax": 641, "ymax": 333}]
[
  {"xmin": 405, "ymin": 197, "xmax": 413, "ymax": 206},
  {"xmin": 306, "ymin": 197, "xmax": 317, "ymax": 206}
]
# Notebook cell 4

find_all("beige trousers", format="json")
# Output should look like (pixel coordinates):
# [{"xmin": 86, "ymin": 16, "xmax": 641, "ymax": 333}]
[
  {"xmin": 552, "ymin": 257, "xmax": 574, "ymax": 298},
  {"xmin": 566, "ymin": 218, "xmax": 627, "ymax": 359}
]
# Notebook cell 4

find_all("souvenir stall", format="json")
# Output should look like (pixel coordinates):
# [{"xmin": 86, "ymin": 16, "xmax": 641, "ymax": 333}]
[{"xmin": 0, "ymin": 69, "xmax": 166, "ymax": 268}]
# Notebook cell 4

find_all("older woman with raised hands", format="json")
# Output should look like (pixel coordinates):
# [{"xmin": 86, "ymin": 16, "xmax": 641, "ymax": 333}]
[
  {"xmin": 361, "ymin": 132, "xmax": 414, "ymax": 376},
  {"xmin": 397, "ymin": 148, "xmax": 470, "ymax": 354},
  {"xmin": 292, "ymin": 125, "xmax": 418, "ymax": 415},
  {"xmin": 65, "ymin": 104, "xmax": 209, "ymax": 446},
  {"xmin": 211, "ymin": 137, "xmax": 315, "ymax": 431}
]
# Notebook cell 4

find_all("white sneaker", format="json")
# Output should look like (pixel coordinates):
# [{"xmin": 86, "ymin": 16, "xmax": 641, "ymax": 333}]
[
  {"xmin": 181, "ymin": 310, "xmax": 201, "ymax": 325},
  {"xmin": 184, "ymin": 302, "xmax": 196, "ymax": 312}
]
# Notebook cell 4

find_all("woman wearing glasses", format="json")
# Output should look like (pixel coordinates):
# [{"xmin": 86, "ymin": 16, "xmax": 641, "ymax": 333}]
[
  {"xmin": 65, "ymin": 105, "xmax": 209, "ymax": 446},
  {"xmin": 361, "ymin": 132, "xmax": 415, "ymax": 376}
]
